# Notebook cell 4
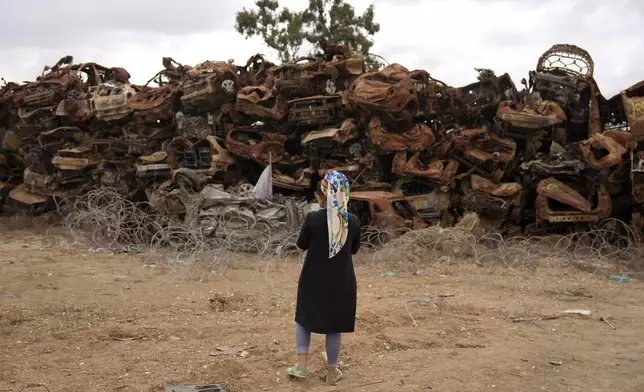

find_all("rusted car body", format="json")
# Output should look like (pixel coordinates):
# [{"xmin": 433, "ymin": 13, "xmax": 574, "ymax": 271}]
[
  {"xmin": 272, "ymin": 56, "xmax": 364, "ymax": 98},
  {"xmin": 528, "ymin": 44, "xmax": 602, "ymax": 139},
  {"xmin": 272, "ymin": 167, "xmax": 313, "ymax": 191},
  {"xmin": 347, "ymin": 64, "xmax": 418, "ymax": 124},
  {"xmin": 461, "ymin": 175, "xmax": 523, "ymax": 223},
  {"xmin": 392, "ymin": 152, "xmax": 459, "ymax": 186},
  {"xmin": 238, "ymin": 54, "xmax": 275, "ymax": 87},
  {"xmin": 180, "ymin": 61, "xmax": 240, "ymax": 114},
  {"xmin": 301, "ymin": 118, "xmax": 362, "ymax": 159},
  {"xmin": 288, "ymin": 95, "xmax": 343, "ymax": 127},
  {"xmin": 235, "ymin": 85, "xmax": 288, "ymax": 121},
  {"xmin": 620, "ymin": 81, "xmax": 644, "ymax": 140},
  {"xmin": 349, "ymin": 191, "xmax": 426, "ymax": 233},
  {"xmin": 438, "ymin": 126, "xmax": 516, "ymax": 183},
  {"xmin": 166, "ymin": 135, "xmax": 236, "ymax": 185},
  {"xmin": 135, "ymin": 151, "xmax": 171, "ymax": 181},
  {"xmin": 578, "ymin": 132, "xmax": 627, "ymax": 170},
  {"xmin": 455, "ymin": 69, "xmax": 519, "ymax": 125},
  {"xmin": 368, "ymin": 117, "xmax": 435, "ymax": 152},
  {"xmin": 496, "ymin": 99, "xmax": 567, "ymax": 149},
  {"xmin": 90, "ymin": 82, "xmax": 137, "ymax": 122},
  {"xmin": 175, "ymin": 111, "xmax": 212, "ymax": 139},
  {"xmin": 127, "ymin": 84, "xmax": 181, "ymax": 123},
  {"xmin": 535, "ymin": 177, "xmax": 611, "ymax": 223},
  {"xmin": 225, "ymin": 127, "xmax": 305, "ymax": 166},
  {"xmin": 13, "ymin": 57, "xmax": 104, "ymax": 128}
]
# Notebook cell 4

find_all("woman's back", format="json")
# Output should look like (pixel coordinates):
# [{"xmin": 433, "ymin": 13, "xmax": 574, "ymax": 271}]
[{"xmin": 295, "ymin": 209, "xmax": 361, "ymax": 334}]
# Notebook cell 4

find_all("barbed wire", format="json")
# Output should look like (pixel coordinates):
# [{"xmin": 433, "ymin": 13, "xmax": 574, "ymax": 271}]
[
  {"xmin": 51, "ymin": 189, "xmax": 643, "ymax": 277},
  {"xmin": 369, "ymin": 214, "xmax": 643, "ymax": 275}
]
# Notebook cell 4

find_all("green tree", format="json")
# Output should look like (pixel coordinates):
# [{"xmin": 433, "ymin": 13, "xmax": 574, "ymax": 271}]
[{"xmin": 235, "ymin": 0, "xmax": 381, "ymax": 68}]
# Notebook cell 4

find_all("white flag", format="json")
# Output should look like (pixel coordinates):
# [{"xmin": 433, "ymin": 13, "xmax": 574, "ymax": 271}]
[{"xmin": 253, "ymin": 163, "xmax": 273, "ymax": 200}]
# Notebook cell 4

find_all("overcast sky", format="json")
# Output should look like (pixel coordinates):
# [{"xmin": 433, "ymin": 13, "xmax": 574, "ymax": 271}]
[{"xmin": 1, "ymin": 0, "xmax": 642, "ymax": 97}]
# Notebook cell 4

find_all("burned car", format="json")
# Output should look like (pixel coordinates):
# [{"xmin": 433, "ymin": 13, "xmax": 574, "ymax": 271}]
[
  {"xmin": 619, "ymin": 80, "xmax": 644, "ymax": 140},
  {"xmin": 14, "ymin": 56, "xmax": 101, "ymax": 128},
  {"xmin": 535, "ymin": 177, "xmax": 611, "ymax": 224},
  {"xmin": 225, "ymin": 127, "xmax": 306, "ymax": 166},
  {"xmin": 495, "ymin": 98, "xmax": 567, "ymax": 155},
  {"xmin": 127, "ymin": 84, "xmax": 181, "ymax": 123},
  {"xmin": 237, "ymin": 54, "xmax": 275, "ymax": 87},
  {"xmin": 90, "ymin": 79, "xmax": 137, "ymax": 123},
  {"xmin": 392, "ymin": 152, "xmax": 459, "ymax": 187},
  {"xmin": 437, "ymin": 126, "xmax": 516, "ymax": 183},
  {"xmin": 455, "ymin": 68, "xmax": 519, "ymax": 126},
  {"xmin": 301, "ymin": 118, "xmax": 363, "ymax": 159},
  {"xmin": 272, "ymin": 55, "xmax": 364, "ymax": 99},
  {"xmin": 235, "ymin": 85, "xmax": 288, "ymax": 121},
  {"xmin": 347, "ymin": 64, "xmax": 418, "ymax": 126},
  {"xmin": 288, "ymin": 95, "xmax": 344, "ymax": 128},
  {"xmin": 528, "ymin": 44, "xmax": 602, "ymax": 140},
  {"xmin": 368, "ymin": 117, "xmax": 435, "ymax": 153},
  {"xmin": 180, "ymin": 60, "xmax": 241, "ymax": 114},
  {"xmin": 460, "ymin": 174, "xmax": 523, "ymax": 225},
  {"xmin": 166, "ymin": 135, "xmax": 237, "ymax": 188},
  {"xmin": 348, "ymin": 191, "xmax": 426, "ymax": 235}
]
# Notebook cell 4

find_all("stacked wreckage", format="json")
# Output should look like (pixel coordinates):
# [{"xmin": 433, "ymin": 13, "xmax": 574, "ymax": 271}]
[{"xmin": 0, "ymin": 43, "xmax": 643, "ymax": 239}]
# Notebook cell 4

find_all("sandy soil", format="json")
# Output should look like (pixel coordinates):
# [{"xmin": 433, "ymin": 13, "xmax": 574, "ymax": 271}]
[{"xmin": 1, "ymin": 230, "xmax": 643, "ymax": 392}]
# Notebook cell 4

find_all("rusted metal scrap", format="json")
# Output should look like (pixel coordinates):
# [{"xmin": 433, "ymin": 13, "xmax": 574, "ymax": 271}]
[
  {"xmin": 455, "ymin": 68, "xmax": 519, "ymax": 126},
  {"xmin": 301, "ymin": 118, "xmax": 363, "ymax": 159},
  {"xmin": 272, "ymin": 56, "xmax": 363, "ymax": 99},
  {"xmin": 535, "ymin": 177, "xmax": 611, "ymax": 223},
  {"xmin": 461, "ymin": 174, "xmax": 523, "ymax": 223},
  {"xmin": 180, "ymin": 60, "xmax": 240, "ymax": 114},
  {"xmin": 578, "ymin": 132, "xmax": 627, "ymax": 169},
  {"xmin": 4, "ymin": 43, "xmax": 644, "ymax": 238},
  {"xmin": 235, "ymin": 85, "xmax": 288, "ymax": 121},
  {"xmin": 438, "ymin": 126, "xmax": 516, "ymax": 183},
  {"xmin": 496, "ymin": 99, "xmax": 567, "ymax": 142},
  {"xmin": 288, "ymin": 95, "xmax": 344, "ymax": 128},
  {"xmin": 347, "ymin": 64, "xmax": 419, "ymax": 124},
  {"xmin": 349, "ymin": 191, "xmax": 426, "ymax": 233},
  {"xmin": 392, "ymin": 152, "xmax": 459, "ymax": 187},
  {"xmin": 620, "ymin": 81, "xmax": 644, "ymax": 140},
  {"xmin": 368, "ymin": 117, "xmax": 435, "ymax": 152},
  {"xmin": 529, "ymin": 44, "xmax": 602, "ymax": 138},
  {"xmin": 127, "ymin": 84, "xmax": 181, "ymax": 123},
  {"xmin": 225, "ymin": 127, "xmax": 306, "ymax": 166}
]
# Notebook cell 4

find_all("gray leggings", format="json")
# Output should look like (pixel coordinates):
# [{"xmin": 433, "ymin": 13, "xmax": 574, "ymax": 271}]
[{"xmin": 295, "ymin": 322, "xmax": 341, "ymax": 367}]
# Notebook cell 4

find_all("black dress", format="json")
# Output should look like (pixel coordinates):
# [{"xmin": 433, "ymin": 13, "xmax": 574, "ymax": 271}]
[{"xmin": 295, "ymin": 209, "xmax": 361, "ymax": 334}]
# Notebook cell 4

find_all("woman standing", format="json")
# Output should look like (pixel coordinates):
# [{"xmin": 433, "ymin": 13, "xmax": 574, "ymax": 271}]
[{"xmin": 287, "ymin": 170, "xmax": 362, "ymax": 385}]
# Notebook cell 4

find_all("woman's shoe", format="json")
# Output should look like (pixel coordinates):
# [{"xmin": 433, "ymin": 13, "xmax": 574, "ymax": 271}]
[
  {"xmin": 286, "ymin": 366, "xmax": 308, "ymax": 379},
  {"xmin": 326, "ymin": 368, "xmax": 343, "ymax": 385}
]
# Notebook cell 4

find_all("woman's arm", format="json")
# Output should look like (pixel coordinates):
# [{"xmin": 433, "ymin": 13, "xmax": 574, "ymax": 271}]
[{"xmin": 296, "ymin": 212, "xmax": 312, "ymax": 251}]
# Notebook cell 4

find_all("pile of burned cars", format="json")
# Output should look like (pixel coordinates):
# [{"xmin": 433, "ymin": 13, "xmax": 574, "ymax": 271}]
[{"xmin": 0, "ymin": 43, "xmax": 642, "ymax": 237}]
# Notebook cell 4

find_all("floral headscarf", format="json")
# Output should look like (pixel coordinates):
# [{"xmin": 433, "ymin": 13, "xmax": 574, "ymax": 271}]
[{"xmin": 319, "ymin": 170, "xmax": 350, "ymax": 258}]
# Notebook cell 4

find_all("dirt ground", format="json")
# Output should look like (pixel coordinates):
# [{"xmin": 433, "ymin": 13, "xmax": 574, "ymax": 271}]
[{"xmin": 1, "ymin": 230, "xmax": 643, "ymax": 392}]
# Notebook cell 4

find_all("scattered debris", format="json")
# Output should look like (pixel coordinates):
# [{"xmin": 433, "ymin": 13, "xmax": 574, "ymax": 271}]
[
  {"xmin": 549, "ymin": 360, "xmax": 563, "ymax": 366},
  {"xmin": 512, "ymin": 310, "xmax": 591, "ymax": 323},
  {"xmin": 600, "ymin": 315, "xmax": 617, "ymax": 330},
  {"xmin": 165, "ymin": 384, "xmax": 223, "ymax": 392},
  {"xmin": 405, "ymin": 294, "xmax": 455, "ymax": 326}
]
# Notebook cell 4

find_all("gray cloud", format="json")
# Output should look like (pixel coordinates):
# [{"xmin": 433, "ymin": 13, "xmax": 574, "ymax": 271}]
[{"xmin": 0, "ymin": 0, "xmax": 243, "ymax": 49}]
